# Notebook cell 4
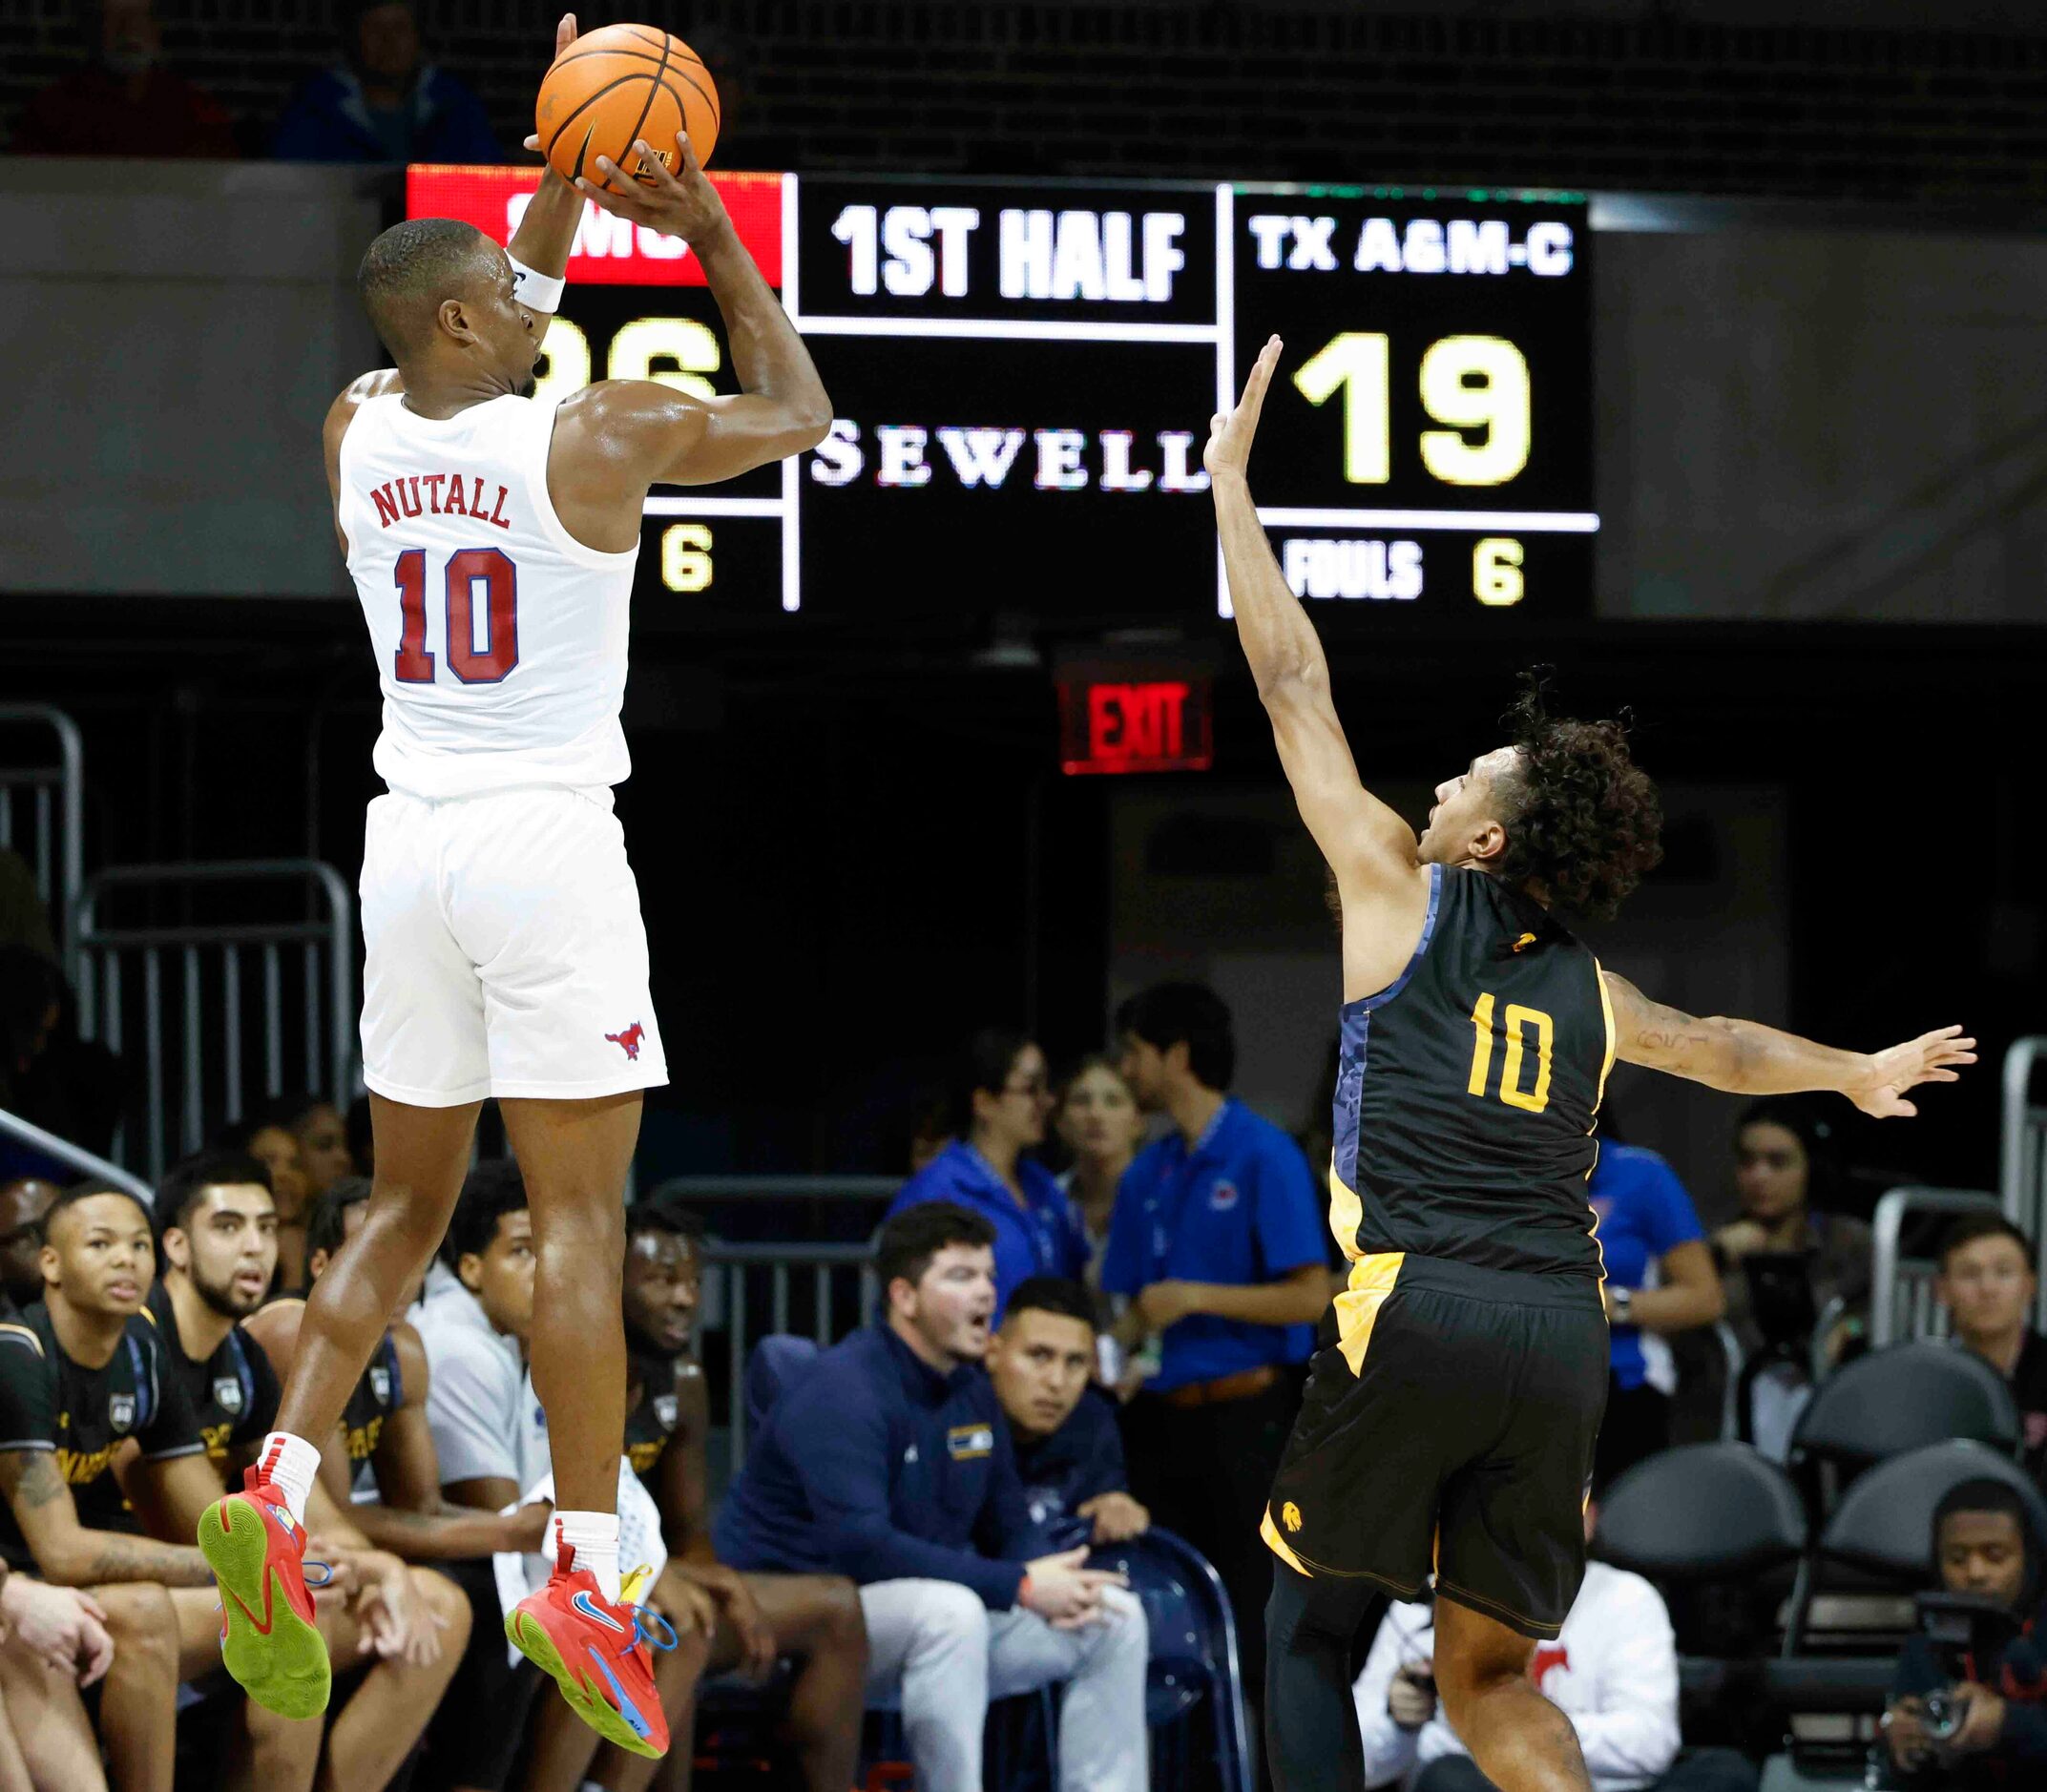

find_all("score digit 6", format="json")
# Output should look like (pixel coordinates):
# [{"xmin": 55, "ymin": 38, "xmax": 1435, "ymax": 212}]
[{"xmin": 1473, "ymin": 537, "xmax": 1524, "ymax": 608}]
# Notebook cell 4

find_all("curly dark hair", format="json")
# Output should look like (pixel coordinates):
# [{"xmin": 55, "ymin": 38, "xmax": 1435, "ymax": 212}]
[{"xmin": 1493, "ymin": 671, "xmax": 1662, "ymax": 920}]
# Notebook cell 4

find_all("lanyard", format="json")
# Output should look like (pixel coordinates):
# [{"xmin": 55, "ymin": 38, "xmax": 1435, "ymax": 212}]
[
  {"xmin": 1146, "ymin": 1103, "xmax": 1232, "ymax": 1281},
  {"xmin": 965, "ymin": 1144, "xmax": 1058, "ymax": 1263}
]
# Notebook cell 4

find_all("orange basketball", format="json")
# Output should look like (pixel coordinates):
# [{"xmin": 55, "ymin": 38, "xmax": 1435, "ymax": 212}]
[{"xmin": 535, "ymin": 24, "xmax": 720, "ymax": 189}]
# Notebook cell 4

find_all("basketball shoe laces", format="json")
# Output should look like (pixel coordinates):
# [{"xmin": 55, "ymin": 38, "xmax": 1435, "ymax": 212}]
[
  {"xmin": 244, "ymin": 1448, "xmax": 335, "ymax": 1606},
  {"xmin": 585, "ymin": 1554, "xmax": 681, "ymax": 1666},
  {"xmin": 211, "ymin": 1528, "xmax": 335, "ymax": 1628}
]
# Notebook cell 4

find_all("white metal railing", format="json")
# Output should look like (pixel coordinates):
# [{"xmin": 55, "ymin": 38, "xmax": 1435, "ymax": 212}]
[
  {"xmin": 1869, "ymin": 1184, "xmax": 2003, "ymax": 1347},
  {"xmin": 0, "ymin": 704, "xmax": 83, "ymax": 971},
  {"xmin": 2002, "ymin": 1038, "xmax": 2047, "ymax": 1325},
  {"xmin": 0, "ymin": 1104, "xmax": 154, "ymax": 1205},
  {"xmin": 645, "ymin": 1176, "xmax": 899, "ymax": 1211},
  {"xmin": 72, "ymin": 861, "xmax": 355, "ymax": 1180},
  {"xmin": 641, "ymin": 1177, "xmax": 899, "ymax": 1463}
]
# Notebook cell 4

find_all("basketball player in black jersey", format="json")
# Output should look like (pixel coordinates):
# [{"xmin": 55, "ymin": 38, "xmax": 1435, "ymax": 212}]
[
  {"xmin": 620, "ymin": 1202, "xmax": 867, "ymax": 1792},
  {"xmin": 1205, "ymin": 338, "xmax": 1978, "ymax": 1792}
]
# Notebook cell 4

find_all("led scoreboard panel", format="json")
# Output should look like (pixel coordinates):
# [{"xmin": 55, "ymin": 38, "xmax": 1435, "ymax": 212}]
[{"xmin": 408, "ymin": 169, "xmax": 1593, "ymax": 625}]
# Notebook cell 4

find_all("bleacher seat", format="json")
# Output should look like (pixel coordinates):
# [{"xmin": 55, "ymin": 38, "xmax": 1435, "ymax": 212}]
[
  {"xmin": 1783, "ymin": 1438, "xmax": 2047, "ymax": 1652},
  {"xmin": 1597, "ymin": 1441, "xmax": 1807, "ymax": 1583},
  {"xmin": 743, "ymin": 1332, "xmax": 820, "ymax": 1436},
  {"xmin": 1787, "ymin": 1342, "xmax": 2018, "ymax": 1501},
  {"xmin": 1091, "ymin": 1527, "xmax": 1251, "ymax": 1792}
]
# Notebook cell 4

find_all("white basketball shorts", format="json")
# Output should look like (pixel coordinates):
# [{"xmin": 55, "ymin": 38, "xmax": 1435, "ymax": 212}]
[{"xmin": 359, "ymin": 785, "xmax": 668, "ymax": 1107}]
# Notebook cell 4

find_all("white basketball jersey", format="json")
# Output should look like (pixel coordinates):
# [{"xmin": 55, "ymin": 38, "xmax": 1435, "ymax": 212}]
[{"xmin": 337, "ymin": 391, "xmax": 638, "ymax": 800}]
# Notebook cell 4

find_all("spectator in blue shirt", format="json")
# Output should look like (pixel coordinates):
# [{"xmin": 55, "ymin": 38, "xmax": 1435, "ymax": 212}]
[
  {"xmin": 1055, "ymin": 1056, "xmax": 1147, "ymax": 1288},
  {"xmin": 716, "ymin": 1203, "xmax": 1149, "ymax": 1792},
  {"xmin": 887, "ymin": 1029, "xmax": 1089, "ymax": 1321},
  {"xmin": 270, "ymin": 0, "xmax": 499, "ymax": 164},
  {"xmin": 1101, "ymin": 980, "xmax": 1328, "ymax": 1708},
  {"xmin": 987, "ymin": 1277, "xmax": 1150, "ymax": 1548},
  {"xmin": 1586, "ymin": 1141, "xmax": 1724, "ymax": 1489}
]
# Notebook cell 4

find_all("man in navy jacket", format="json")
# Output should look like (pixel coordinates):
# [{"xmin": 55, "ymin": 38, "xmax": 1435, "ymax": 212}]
[
  {"xmin": 717, "ymin": 1203, "xmax": 1149, "ymax": 1792},
  {"xmin": 988, "ymin": 1277, "xmax": 1151, "ymax": 1548}
]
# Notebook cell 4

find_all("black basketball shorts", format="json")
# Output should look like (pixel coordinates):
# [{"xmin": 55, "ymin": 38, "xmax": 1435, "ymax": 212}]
[{"xmin": 1262, "ymin": 1252, "xmax": 1609, "ymax": 1640}]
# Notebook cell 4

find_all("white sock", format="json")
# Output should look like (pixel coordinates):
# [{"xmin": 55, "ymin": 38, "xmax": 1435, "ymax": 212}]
[
  {"xmin": 554, "ymin": 1510, "xmax": 621, "ymax": 1604},
  {"xmin": 255, "ymin": 1431, "xmax": 322, "ymax": 1525}
]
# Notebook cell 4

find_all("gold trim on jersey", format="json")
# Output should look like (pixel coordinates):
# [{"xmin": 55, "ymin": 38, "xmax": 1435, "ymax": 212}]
[
  {"xmin": 1586, "ymin": 957, "xmax": 1618, "ymax": 1292},
  {"xmin": 0, "ymin": 1323, "xmax": 43, "ymax": 1357},
  {"xmin": 1333, "ymin": 1248, "xmax": 1405, "ymax": 1377},
  {"xmin": 1260, "ymin": 1505, "xmax": 1312, "ymax": 1576},
  {"xmin": 1326, "ymin": 1162, "xmax": 1365, "ymax": 1264},
  {"xmin": 1592, "ymin": 958, "xmax": 1619, "ymax": 1115}
]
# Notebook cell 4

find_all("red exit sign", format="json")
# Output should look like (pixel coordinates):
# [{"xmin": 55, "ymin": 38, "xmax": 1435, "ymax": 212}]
[{"xmin": 1057, "ymin": 676, "xmax": 1213, "ymax": 776}]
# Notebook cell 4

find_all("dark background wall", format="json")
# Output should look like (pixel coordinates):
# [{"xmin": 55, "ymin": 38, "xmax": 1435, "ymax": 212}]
[
  {"xmin": 11, "ymin": 0, "xmax": 2047, "ymax": 199},
  {"xmin": 4, "ymin": 600, "xmax": 2035, "ymax": 1217}
]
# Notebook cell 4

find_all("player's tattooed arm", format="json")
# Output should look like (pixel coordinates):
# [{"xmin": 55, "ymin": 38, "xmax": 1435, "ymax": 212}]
[
  {"xmin": 1603, "ymin": 971, "xmax": 1975, "ymax": 1116},
  {"xmin": 1204, "ymin": 338, "xmax": 1423, "ymax": 891},
  {"xmin": 0, "ymin": 1450, "xmax": 213, "ymax": 1587}
]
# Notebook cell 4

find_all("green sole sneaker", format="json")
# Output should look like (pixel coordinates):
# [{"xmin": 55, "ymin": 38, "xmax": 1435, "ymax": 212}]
[
  {"xmin": 508, "ymin": 1607, "xmax": 665, "ymax": 1759},
  {"xmin": 198, "ymin": 1490, "xmax": 331, "ymax": 1721}
]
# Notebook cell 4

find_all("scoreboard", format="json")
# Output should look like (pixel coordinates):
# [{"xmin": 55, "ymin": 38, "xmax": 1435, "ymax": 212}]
[{"xmin": 407, "ymin": 169, "xmax": 1594, "ymax": 628}]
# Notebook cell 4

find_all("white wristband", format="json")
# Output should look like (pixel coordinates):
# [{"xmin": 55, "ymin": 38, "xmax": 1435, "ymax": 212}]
[{"xmin": 507, "ymin": 253, "xmax": 565, "ymax": 314}]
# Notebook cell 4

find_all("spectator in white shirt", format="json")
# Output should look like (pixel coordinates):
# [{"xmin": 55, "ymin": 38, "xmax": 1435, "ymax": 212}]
[{"xmin": 1352, "ymin": 1505, "xmax": 1756, "ymax": 1792}]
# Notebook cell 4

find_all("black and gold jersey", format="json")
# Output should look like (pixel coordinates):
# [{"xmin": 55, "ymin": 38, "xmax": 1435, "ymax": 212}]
[
  {"xmin": 625, "ymin": 1353, "xmax": 680, "ymax": 1487},
  {"xmin": 145, "ymin": 1282, "xmax": 281, "ymax": 1471},
  {"xmin": 343, "ymin": 1330, "xmax": 404, "ymax": 1468},
  {"xmin": 1331, "ymin": 864, "xmax": 1612, "ymax": 1284},
  {"xmin": 258, "ymin": 1297, "xmax": 402, "ymax": 1479},
  {"xmin": 0, "ymin": 1299, "xmax": 204, "ymax": 1567}
]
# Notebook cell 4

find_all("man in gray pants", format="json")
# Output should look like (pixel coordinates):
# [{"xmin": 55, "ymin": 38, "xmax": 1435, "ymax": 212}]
[{"xmin": 715, "ymin": 1202, "xmax": 1150, "ymax": 1791}]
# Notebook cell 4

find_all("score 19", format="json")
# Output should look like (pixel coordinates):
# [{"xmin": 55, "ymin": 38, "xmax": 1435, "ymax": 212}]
[{"xmin": 1293, "ymin": 333, "xmax": 1531, "ymax": 488}]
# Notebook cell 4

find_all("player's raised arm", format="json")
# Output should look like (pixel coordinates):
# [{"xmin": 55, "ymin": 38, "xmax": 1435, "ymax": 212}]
[
  {"xmin": 503, "ymin": 14, "xmax": 588, "ymax": 353},
  {"xmin": 562, "ymin": 132, "xmax": 831, "ymax": 488},
  {"xmin": 1205, "ymin": 337, "xmax": 1419, "ymax": 887},
  {"xmin": 1602, "ymin": 969, "xmax": 1976, "ymax": 1117}
]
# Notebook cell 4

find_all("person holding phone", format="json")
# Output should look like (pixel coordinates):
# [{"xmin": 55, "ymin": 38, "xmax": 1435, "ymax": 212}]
[{"xmin": 1349, "ymin": 1504, "xmax": 1754, "ymax": 1792}]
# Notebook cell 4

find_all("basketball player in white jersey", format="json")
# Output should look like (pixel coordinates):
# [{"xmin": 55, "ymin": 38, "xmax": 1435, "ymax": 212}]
[{"xmin": 196, "ymin": 18, "xmax": 830, "ymax": 1760}]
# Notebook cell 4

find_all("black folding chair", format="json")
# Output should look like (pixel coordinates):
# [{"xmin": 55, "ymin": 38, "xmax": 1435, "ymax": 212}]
[
  {"xmin": 1786, "ymin": 1343, "xmax": 2018, "ymax": 1521},
  {"xmin": 1782, "ymin": 1438, "xmax": 2047, "ymax": 1654}
]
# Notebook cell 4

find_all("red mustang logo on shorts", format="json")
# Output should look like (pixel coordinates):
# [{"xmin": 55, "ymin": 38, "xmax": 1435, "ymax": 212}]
[
  {"xmin": 1531, "ymin": 1642, "xmax": 1570, "ymax": 1687},
  {"xmin": 605, "ymin": 1022, "xmax": 646, "ymax": 1061}
]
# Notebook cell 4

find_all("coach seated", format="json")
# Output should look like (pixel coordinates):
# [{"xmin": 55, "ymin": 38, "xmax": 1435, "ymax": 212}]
[
  {"xmin": 1884, "ymin": 1478, "xmax": 2047, "ymax": 1787},
  {"xmin": 987, "ymin": 1276, "xmax": 1150, "ymax": 1547},
  {"xmin": 1353, "ymin": 1498, "xmax": 1755, "ymax": 1792},
  {"xmin": 715, "ymin": 1202, "xmax": 1150, "ymax": 1792}
]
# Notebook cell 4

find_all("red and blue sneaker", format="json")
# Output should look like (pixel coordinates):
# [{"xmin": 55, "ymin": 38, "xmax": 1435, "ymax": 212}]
[
  {"xmin": 507, "ymin": 1545, "xmax": 676, "ymax": 1759},
  {"xmin": 196, "ymin": 1467, "xmax": 331, "ymax": 1719}
]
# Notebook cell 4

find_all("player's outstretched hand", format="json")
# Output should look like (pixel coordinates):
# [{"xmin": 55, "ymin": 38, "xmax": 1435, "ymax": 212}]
[
  {"xmin": 576, "ymin": 133, "xmax": 733, "ymax": 249},
  {"xmin": 1849, "ymin": 1024, "xmax": 1976, "ymax": 1117},
  {"xmin": 1203, "ymin": 334, "xmax": 1283, "ymax": 483}
]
